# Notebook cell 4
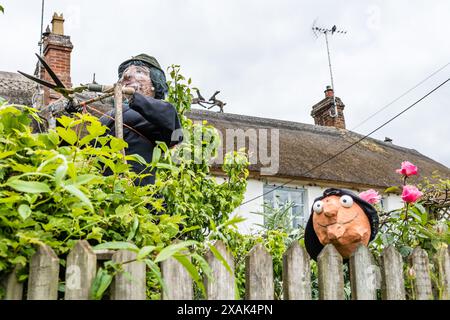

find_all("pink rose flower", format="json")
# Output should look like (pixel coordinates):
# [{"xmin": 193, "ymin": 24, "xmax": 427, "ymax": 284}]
[
  {"xmin": 359, "ymin": 189, "xmax": 381, "ymax": 204},
  {"xmin": 396, "ymin": 161, "xmax": 418, "ymax": 177},
  {"xmin": 401, "ymin": 185, "xmax": 423, "ymax": 203}
]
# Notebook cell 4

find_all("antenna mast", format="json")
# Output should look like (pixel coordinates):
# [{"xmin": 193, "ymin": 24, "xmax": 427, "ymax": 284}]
[
  {"xmin": 34, "ymin": 0, "xmax": 45, "ymax": 108},
  {"xmin": 312, "ymin": 23, "xmax": 347, "ymax": 117},
  {"xmin": 38, "ymin": 0, "xmax": 45, "ymax": 75}
]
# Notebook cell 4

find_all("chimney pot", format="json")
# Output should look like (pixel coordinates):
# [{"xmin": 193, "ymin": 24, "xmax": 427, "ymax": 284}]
[
  {"xmin": 41, "ymin": 12, "xmax": 73, "ymax": 106},
  {"xmin": 51, "ymin": 12, "xmax": 65, "ymax": 35}
]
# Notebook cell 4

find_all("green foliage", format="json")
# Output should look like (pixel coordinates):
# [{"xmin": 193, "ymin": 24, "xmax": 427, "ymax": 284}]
[
  {"xmin": 0, "ymin": 65, "xmax": 249, "ymax": 300},
  {"xmin": 220, "ymin": 201, "xmax": 304, "ymax": 300},
  {"xmin": 160, "ymin": 65, "xmax": 249, "ymax": 241},
  {"xmin": 0, "ymin": 104, "xmax": 185, "ymax": 279}
]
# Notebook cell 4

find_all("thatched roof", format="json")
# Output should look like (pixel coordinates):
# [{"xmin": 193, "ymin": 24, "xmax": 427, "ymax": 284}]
[
  {"xmin": 0, "ymin": 71, "xmax": 37, "ymax": 105},
  {"xmin": 187, "ymin": 108, "xmax": 450, "ymax": 189}
]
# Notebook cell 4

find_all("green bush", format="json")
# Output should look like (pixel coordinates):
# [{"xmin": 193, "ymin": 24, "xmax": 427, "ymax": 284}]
[{"xmin": 0, "ymin": 66, "xmax": 249, "ymax": 299}]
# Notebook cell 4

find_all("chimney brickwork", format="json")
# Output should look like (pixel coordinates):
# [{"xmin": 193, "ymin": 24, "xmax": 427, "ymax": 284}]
[
  {"xmin": 40, "ymin": 13, "xmax": 73, "ymax": 106},
  {"xmin": 311, "ymin": 86, "xmax": 346, "ymax": 129}
]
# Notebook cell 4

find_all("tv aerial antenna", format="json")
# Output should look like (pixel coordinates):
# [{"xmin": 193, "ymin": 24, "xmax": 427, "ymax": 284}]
[{"xmin": 312, "ymin": 20, "xmax": 347, "ymax": 117}]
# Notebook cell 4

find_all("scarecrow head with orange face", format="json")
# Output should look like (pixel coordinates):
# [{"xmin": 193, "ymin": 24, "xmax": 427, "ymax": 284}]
[{"xmin": 304, "ymin": 188, "xmax": 379, "ymax": 260}]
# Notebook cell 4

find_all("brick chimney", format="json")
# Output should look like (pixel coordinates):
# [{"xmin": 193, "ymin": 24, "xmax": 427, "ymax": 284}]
[
  {"xmin": 310, "ymin": 86, "xmax": 346, "ymax": 129},
  {"xmin": 40, "ymin": 13, "xmax": 73, "ymax": 106}
]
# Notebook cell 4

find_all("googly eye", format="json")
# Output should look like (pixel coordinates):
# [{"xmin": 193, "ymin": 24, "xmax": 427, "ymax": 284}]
[
  {"xmin": 313, "ymin": 200, "xmax": 324, "ymax": 214},
  {"xmin": 340, "ymin": 195, "xmax": 353, "ymax": 208}
]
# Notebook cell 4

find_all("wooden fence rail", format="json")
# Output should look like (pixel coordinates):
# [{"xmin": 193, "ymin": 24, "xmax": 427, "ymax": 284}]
[{"xmin": 1, "ymin": 240, "xmax": 449, "ymax": 300}]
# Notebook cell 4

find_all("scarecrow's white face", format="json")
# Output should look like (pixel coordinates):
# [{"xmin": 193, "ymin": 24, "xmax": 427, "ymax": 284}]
[
  {"xmin": 312, "ymin": 195, "xmax": 371, "ymax": 258},
  {"xmin": 119, "ymin": 65, "xmax": 155, "ymax": 97}
]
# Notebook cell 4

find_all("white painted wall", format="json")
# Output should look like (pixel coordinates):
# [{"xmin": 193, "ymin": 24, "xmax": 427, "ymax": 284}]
[
  {"xmin": 230, "ymin": 178, "xmax": 405, "ymax": 234},
  {"xmin": 230, "ymin": 179, "xmax": 264, "ymax": 234},
  {"xmin": 383, "ymin": 194, "xmax": 404, "ymax": 212}
]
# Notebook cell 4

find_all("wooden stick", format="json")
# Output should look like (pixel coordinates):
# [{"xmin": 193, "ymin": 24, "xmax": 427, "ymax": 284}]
[{"xmin": 114, "ymin": 83, "xmax": 126, "ymax": 161}]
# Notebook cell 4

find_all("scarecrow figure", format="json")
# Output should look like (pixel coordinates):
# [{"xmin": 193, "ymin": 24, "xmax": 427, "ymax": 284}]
[
  {"xmin": 20, "ymin": 53, "xmax": 182, "ymax": 187},
  {"xmin": 99, "ymin": 54, "xmax": 183, "ymax": 186},
  {"xmin": 304, "ymin": 188, "xmax": 379, "ymax": 260}
]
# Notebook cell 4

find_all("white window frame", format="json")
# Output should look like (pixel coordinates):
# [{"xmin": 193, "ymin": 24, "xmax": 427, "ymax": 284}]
[{"xmin": 263, "ymin": 184, "xmax": 309, "ymax": 229}]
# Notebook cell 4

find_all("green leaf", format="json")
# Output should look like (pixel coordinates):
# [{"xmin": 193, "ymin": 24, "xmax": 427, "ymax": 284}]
[
  {"xmin": 79, "ymin": 134, "xmax": 94, "ymax": 146},
  {"xmin": 384, "ymin": 186, "xmax": 401, "ymax": 194},
  {"xmin": 6, "ymin": 179, "xmax": 51, "ymax": 193},
  {"xmin": 126, "ymin": 217, "xmax": 139, "ymax": 241},
  {"xmin": 110, "ymin": 137, "xmax": 127, "ymax": 152},
  {"xmin": 219, "ymin": 215, "xmax": 246, "ymax": 229},
  {"xmin": 125, "ymin": 154, "xmax": 148, "ymax": 166},
  {"xmin": 93, "ymin": 241, "xmax": 138, "ymax": 252},
  {"xmin": 155, "ymin": 163, "xmax": 179, "ymax": 172},
  {"xmin": 56, "ymin": 127, "xmax": 78, "ymax": 145},
  {"xmin": 73, "ymin": 174, "xmax": 101, "ymax": 186},
  {"xmin": 154, "ymin": 240, "xmax": 197, "ymax": 263},
  {"xmin": 155, "ymin": 141, "xmax": 168, "ymax": 153},
  {"xmin": 137, "ymin": 245, "xmax": 156, "ymax": 260},
  {"xmin": 0, "ymin": 151, "xmax": 15, "ymax": 159},
  {"xmin": 173, "ymin": 253, "xmax": 206, "ymax": 296},
  {"xmin": 18, "ymin": 204, "xmax": 31, "ymax": 220},
  {"xmin": 9, "ymin": 255, "xmax": 27, "ymax": 267},
  {"xmin": 54, "ymin": 164, "xmax": 67, "ymax": 187},
  {"xmin": 180, "ymin": 225, "xmax": 201, "ymax": 234},
  {"xmin": 207, "ymin": 243, "xmax": 232, "ymax": 274},
  {"xmin": 413, "ymin": 203, "xmax": 426, "ymax": 214},
  {"xmin": 62, "ymin": 184, "xmax": 93, "ymax": 211},
  {"xmin": 86, "ymin": 122, "xmax": 107, "ymax": 137},
  {"xmin": 0, "ymin": 5, "xmax": 4, "ymax": 14},
  {"xmin": 152, "ymin": 146, "xmax": 161, "ymax": 164},
  {"xmin": 191, "ymin": 253, "xmax": 213, "ymax": 280},
  {"xmin": 47, "ymin": 130, "xmax": 60, "ymax": 145},
  {"xmin": 144, "ymin": 259, "xmax": 168, "ymax": 295},
  {"xmin": 56, "ymin": 115, "xmax": 74, "ymax": 128},
  {"xmin": 90, "ymin": 267, "xmax": 113, "ymax": 300}
]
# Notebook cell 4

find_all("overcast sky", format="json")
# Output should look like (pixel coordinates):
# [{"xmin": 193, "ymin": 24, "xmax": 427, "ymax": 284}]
[{"xmin": 1, "ymin": 0, "xmax": 449, "ymax": 168}]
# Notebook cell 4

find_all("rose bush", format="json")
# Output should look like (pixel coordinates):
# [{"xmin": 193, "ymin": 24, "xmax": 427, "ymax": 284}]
[{"xmin": 370, "ymin": 161, "xmax": 449, "ymax": 299}]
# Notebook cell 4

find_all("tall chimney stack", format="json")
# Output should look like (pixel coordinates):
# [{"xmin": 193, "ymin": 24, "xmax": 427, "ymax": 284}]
[
  {"xmin": 39, "ymin": 12, "xmax": 73, "ymax": 106},
  {"xmin": 310, "ymin": 85, "xmax": 346, "ymax": 129}
]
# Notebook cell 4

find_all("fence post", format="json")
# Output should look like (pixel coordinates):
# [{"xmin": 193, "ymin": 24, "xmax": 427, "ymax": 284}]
[
  {"xmin": 435, "ymin": 246, "xmax": 450, "ymax": 300},
  {"xmin": 27, "ymin": 244, "xmax": 59, "ymax": 300},
  {"xmin": 349, "ymin": 244, "xmax": 377, "ymax": 300},
  {"xmin": 282, "ymin": 241, "xmax": 311, "ymax": 300},
  {"xmin": 3, "ymin": 265, "xmax": 24, "ymax": 300},
  {"xmin": 161, "ymin": 255, "xmax": 193, "ymax": 300},
  {"xmin": 317, "ymin": 244, "xmax": 344, "ymax": 300},
  {"xmin": 380, "ymin": 246, "xmax": 405, "ymax": 300},
  {"xmin": 409, "ymin": 247, "xmax": 433, "ymax": 300},
  {"xmin": 245, "ymin": 243, "xmax": 273, "ymax": 300},
  {"xmin": 110, "ymin": 250, "xmax": 146, "ymax": 300},
  {"xmin": 65, "ymin": 240, "xmax": 97, "ymax": 300},
  {"xmin": 204, "ymin": 240, "xmax": 235, "ymax": 300}
]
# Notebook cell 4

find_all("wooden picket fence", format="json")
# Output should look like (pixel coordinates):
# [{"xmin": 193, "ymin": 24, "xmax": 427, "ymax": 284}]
[{"xmin": 1, "ymin": 240, "xmax": 449, "ymax": 300}]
